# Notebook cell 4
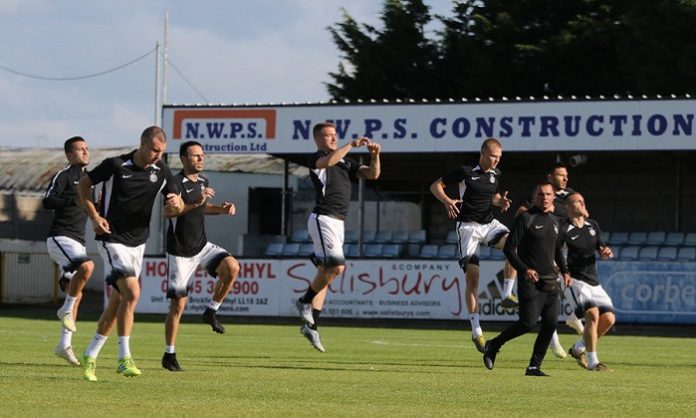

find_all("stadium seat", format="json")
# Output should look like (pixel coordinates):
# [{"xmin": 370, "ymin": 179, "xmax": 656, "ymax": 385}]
[
  {"xmin": 345, "ymin": 244, "xmax": 359, "ymax": 258},
  {"xmin": 665, "ymin": 232, "xmax": 685, "ymax": 246},
  {"xmin": 619, "ymin": 246, "xmax": 639, "ymax": 261},
  {"xmin": 627, "ymin": 232, "xmax": 648, "ymax": 246},
  {"xmin": 364, "ymin": 244, "xmax": 384, "ymax": 258},
  {"xmin": 646, "ymin": 231, "xmax": 666, "ymax": 246},
  {"xmin": 608, "ymin": 232, "xmax": 629, "ymax": 246},
  {"xmin": 638, "ymin": 246, "xmax": 659, "ymax": 261},
  {"xmin": 373, "ymin": 230, "xmax": 393, "ymax": 244},
  {"xmin": 684, "ymin": 233, "xmax": 696, "ymax": 247},
  {"xmin": 391, "ymin": 231, "xmax": 409, "ymax": 244},
  {"xmin": 677, "ymin": 247, "xmax": 696, "ymax": 261},
  {"xmin": 602, "ymin": 231, "xmax": 612, "ymax": 244},
  {"xmin": 657, "ymin": 246, "xmax": 678, "ymax": 261},
  {"xmin": 436, "ymin": 244, "xmax": 457, "ymax": 259},
  {"xmin": 362, "ymin": 230, "xmax": 376, "ymax": 243},
  {"xmin": 298, "ymin": 243, "xmax": 314, "ymax": 257},
  {"xmin": 445, "ymin": 230, "xmax": 458, "ymax": 244},
  {"xmin": 345, "ymin": 230, "xmax": 358, "ymax": 243},
  {"xmin": 488, "ymin": 247, "xmax": 505, "ymax": 260},
  {"xmin": 478, "ymin": 246, "xmax": 492, "ymax": 260},
  {"xmin": 382, "ymin": 244, "xmax": 402, "ymax": 258},
  {"xmin": 289, "ymin": 229, "xmax": 310, "ymax": 243},
  {"xmin": 408, "ymin": 230, "xmax": 427, "ymax": 244},
  {"xmin": 281, "ymin": 243, "xmax": 300, "ymax": 257},
  {"xmin": 264, "ymin": 243, "xmax": 284, "ymax": 257},
  {"xmin": 419, "ymin": 244, "xmax": 439, "ymax": 259}
]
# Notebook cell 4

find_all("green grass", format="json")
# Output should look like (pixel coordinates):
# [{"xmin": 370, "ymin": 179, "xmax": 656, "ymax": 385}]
[{"xmin": 0, "ymin": 314, "xmax": 695, "ymax": 417}]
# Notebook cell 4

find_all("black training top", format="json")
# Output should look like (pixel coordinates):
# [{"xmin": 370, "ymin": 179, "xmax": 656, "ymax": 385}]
[
  {"xmin": 441, "ymin": 165, "xmax": 502, "ymax": 224},
  {"xmin": 562, "ymin": 219, "xmax": 606, "ymax": 286},
  {"xmin": 504, "ymin": 206, "xmax": 569, "ymax": 278},
  {"xmin": 43, "ymin": 164, "xmax": 88, "ymax": 244},
  {"xmin": 309, "ymin": 150, "xmax": 360, "ymax": 219},
  {"xmin": 88, "ymin": 150, "xmax": 178, "ymax": 246},
  {"xmin": 166, "ymin": 172, "xmax": 208, "ymax": 257}
]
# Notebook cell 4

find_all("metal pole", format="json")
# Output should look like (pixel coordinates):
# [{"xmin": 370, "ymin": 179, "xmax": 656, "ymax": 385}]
[
  {"xmin": 358, "ymin": 155, "xmax": 365, "ymax": 257},
  {"xmin": 162, "ymin": 11, "xmax": 169, "ymax": 105},
  {"xmin": 281, "ymin": 160, "xmax": 289, "ymax": 237},
  {"xmin": 675, "ymin": 158, "xmax": 681, "ymax": 231},
  {"xmin": 154, "ymin": 41, "xmax": 161, "ymax": 125}
]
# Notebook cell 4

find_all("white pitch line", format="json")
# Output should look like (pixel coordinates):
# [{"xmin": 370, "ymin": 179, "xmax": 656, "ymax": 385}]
[{"xmin": 370, "ymin": 340, "xmax": 467, "ymax": 348}]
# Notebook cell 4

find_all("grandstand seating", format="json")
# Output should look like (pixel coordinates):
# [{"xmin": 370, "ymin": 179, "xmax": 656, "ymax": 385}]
[
  {"xmin": 345, "ymin": 230, "xmax": 358, "ymax": 243},
  {"xmin": 408, "ymin": 230, "xmax": 427, "ymax": 244},
  {"xmin": 677, "ymin": 247, "xmax": 696, "ymax": 261},
  {"xmin": 685, "ymin": 233, "xmax": 696, "ymax": 247},
  {"xmin": 627, "ymin": 232, "xmax": 648, "ymax": 246},
  {"xmin": 382, "ymin": 244, "xmax": 402, "ymax": 258},
  {"xmin": 658, "ymin": 246, "xmax": 678, "ymax": 261},
  {"xmin": 364, "ymin": 244, "xmax": 384, "ymax": 258},
  {"xmin": 638, "ymin": 246, "xmax": 659, "ymax": 261},
  {"xmin": 665, "ymin": 232, "xmax": 685, "ymax": 246},
  {"xmin": 419, "ymin": 244, "xmax": 439, "ymax": 259},
  {"xmin": 479, "ymin": 246, "xmax": 492, "ymax": 260},
  {"xmin": 609, "ymin": 232, "xmax": 629, "ymax": 246},
  {"xmin": 445, "ymin": 230, "xmax": 458, "ymax": 244},
  {"xmin": 489, "ymin": 247, "xmax": 506, "ymax": 260},
  {"xmin": 264, "ymin": 243, "xmax": 284, "ymax": 257},
  {"xmin": 436, "ymin": 244, "xmax": 457, "ymax": 259},
  {"xmin": 289, "ymin": 229, "xmax": 311, "ymax": 243},
  {"xmin": 345, "ymin": 244, "xmax": 359, "ymax": 258},
  {"xmin": 298, "ymin": 243, "xmax": 314, "ymax": 257},
  {"xmin": 281, "ymin": 243, "xmax": 300, "ymax": 257},
  {"xmin": 391, "ymin": 231, "xmax": 409, "ymax": 244},
  {"xmin": 618, "ymin": 246, "xmax": 640, "ymax": 261},
  {"xmin": 646, "ymin": 231, "xmax": 666, "ymax": 246},
  {"xmin": 373, "ymin": 231, "xmax": 393, "ymax": 244}
]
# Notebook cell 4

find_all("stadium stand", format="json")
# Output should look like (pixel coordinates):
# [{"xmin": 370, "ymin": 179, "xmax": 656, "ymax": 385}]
[
  {"xmin": 684, "ymin": 233, "xmax": 696, "ymax": 247},
  {"xmin": 638, "ymin": 246, "xmax": 659, "ymax": 261},
  {"xmin": 619, "ymin": 246, "xmax": 639, "ymax": 261},
  {"xmin": 391, "ymin": 231, "xmax": 409, "ymax": 244},
  {"xmin": 419, "ymin": 244, "xmax": 439, "ymax": 259},
  {"xmin": 436, "ymin": 244, "xmax": 457, "ymax": 259},
  {"xmin": 345, "ymin": 244, "xmax": 359, "ymax": 258},
  {"xmin": 382, "ymin": 244, "xmax": 402, "ymax": 258},
  {"xmin": 364, "ymin": 244, "xmax": 384, "ymax": 258},
  {"xmin": 628, "ymin": 232, "xmax": 648, "ymax": 246},
  {"xmin": 478, "ymin": 246, "xmax": 491, "ymax": 260},
  {"xmin": 489, "ymin": 247, "xmax": 505, "ymax": 260},
  {"xmin": 665, "ymin": 232, "xmax": 685, "ymax": 246},
  {"xmin": 281, "ymin": 243, "xmax": 300, "ymax": 257},
  {"xmin": 646, "ymin": 231, "xmax": 666, "ymax": 246},
  {"xmin": 298, "ymin": 243, "xmax": 314, "ymax": 257},
  {"xmin": 608, "ymin": 232, "xmax": 629, "ymax": 246},
  {"xmin": 658, "ymin": 246, "xmax": 678, "ymax": 261},
  {"xmin": 264, "ymin": 243, "xmax": 284, "ymax": 257},
  {"xmin": 373, "ymin": 231, "xmax": 393, "ymax": 244},
  {"xmin": 290, "ymin": 229, "xmax": 311, "ymax": 243},
  {"xmin": 445, "ymin": 230, "xmax": 458, "ymax": 244},
  {"xmin": 677, "ymin": 247, "xmax": 696, "ymax": 261},
  {"xmin": 408, "ymin": 230, "xmax": 427, "ymax": 244},
  {"xmin": 345, "ymin": 230, "xmax": 358, "ymax": 243}
]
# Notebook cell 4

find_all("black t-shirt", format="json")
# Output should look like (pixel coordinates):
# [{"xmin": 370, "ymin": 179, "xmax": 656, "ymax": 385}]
[
  {"xmin": 504, "ymin": 206, "xmax": 568, "ymax": 278},
  {"xmin": 441, "ymin": 165, "xmax": 501, "ymax": 224},
  {"xmin": 562, "ymin": 219, "xmax": 606, "ymax": 286},
  {"xmin": 88, "ymin": 150, "xmax": 178, "ymax": 246},
  {"xmin": 166, "ymin": 172, "xmax": 208, "ymax": 257},
  {"xmin": 43, "ymin": 164, "xmax": 88, "ymax": 244},
  {"xmin": 309, "ymin": 150, "xmax": 360, "ymax": 218}
]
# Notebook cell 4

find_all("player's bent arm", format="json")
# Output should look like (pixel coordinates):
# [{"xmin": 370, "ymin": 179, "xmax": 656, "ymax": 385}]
[
  {"xmin": 78, "ymin": 176, "xmax": 98, "ymax": 220},
  {"xmin": 358, "ymin": 154, "xmax": 380, "ymax": 180},
  {"xmin": 315, "ymin": 138, "xmax": 368, "ymax": 169}
]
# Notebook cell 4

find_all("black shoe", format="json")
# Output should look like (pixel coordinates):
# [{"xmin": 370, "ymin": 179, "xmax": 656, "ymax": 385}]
[
  {"xmin": 483, "ymin": 341, "xmax": 499, "ymax": 370},
  {"xmin": 525, "ymin": 367, "xmax": 549, "ymax": 376},
  {"xmin": 202, "ymin": 308, "xmax": 225, "ymax": 334},
  {"xmin": 162, "ymin": 352, "xmax": 183, "ymax": 371}
]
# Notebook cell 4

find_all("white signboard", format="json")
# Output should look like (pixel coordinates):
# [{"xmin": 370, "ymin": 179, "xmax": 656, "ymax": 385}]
[
  {"xmin": 162, "ymin": 100, "xmax": 695, "ymax": 154},
  {"xmin": 129, "ymin": 258, "xmax": 576, "ymax": 321}
]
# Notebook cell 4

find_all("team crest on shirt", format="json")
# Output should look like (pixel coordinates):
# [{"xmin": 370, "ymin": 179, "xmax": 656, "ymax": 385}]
[
  {"xmin": 553, "ymin": 225, "xmax": 559, "ymax": 234},
  {"xmin": 589, "ymin": 229, "xmax": 596, "ymax": 236},
  {"xmin": 149, "ymin": 172, "xmax": 158, "ymax": 183},
  {"xmin": 327, "ymin": 243, "xmax": 334, "ymax": 249},
  {"xmin": 489, "ymin": 175, "xmax": 495, "ymax": 183}
]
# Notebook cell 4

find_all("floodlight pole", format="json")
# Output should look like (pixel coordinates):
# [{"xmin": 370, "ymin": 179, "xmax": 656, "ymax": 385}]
[
  {"xmin": 162, "ymin": 11, "xmax": 169, "ymax": 106},
  {"xmin": 358, "ymin": 155, "xmax": 365, "ymax": 257},
  {"xmin": 154, "ymin": 41, "xmax": 161, "ymax": 125}
]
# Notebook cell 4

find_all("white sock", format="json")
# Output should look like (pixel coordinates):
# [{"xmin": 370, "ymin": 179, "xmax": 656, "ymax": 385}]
[
  {"xmin": 502, "ymin": 278, "xmax": 515, "ymax": 298},
  {"xmin": 565, "ymin": 312, "xmax": 585, "ymax": 335},
  {"xmin": 587, "ymin": 351, "xmax": 599, "ymax": 369},
  {"xmin": 118, "ymin": 336, "xmax": 131, "ymax": 359},
  {"xmin": 208, "ymin": 300, "xmax": 221, "ymax": 311},
  {"xmin": 573, "ymin": 339, "xmax": 586, "ymax": 353},
  {"xmin": 61, "ymin": 295, "xmax": 77, "ymax": 313},
  {"xmin": 164, "ymin": 345, "xmax": 175, "ymax": 354},
  {"xmin": 469, "ymin": 313, "xmax": 482, "ymax": 337},
  {"xmin": 58, "ymin": 328, "xmax": 72, "ymax": 349},
  {"xmin": 84, "ymin": 333, "xmax": 108, "ymax": 359},
  {"xmin": 550, "ymin": 331, "xmax": 562, "ymax": 349}
]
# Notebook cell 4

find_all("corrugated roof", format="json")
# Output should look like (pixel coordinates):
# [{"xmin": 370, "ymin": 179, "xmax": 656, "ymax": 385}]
[{"xmin": 0, "ymin": 147, "xmax": 307, "ymax": 192}]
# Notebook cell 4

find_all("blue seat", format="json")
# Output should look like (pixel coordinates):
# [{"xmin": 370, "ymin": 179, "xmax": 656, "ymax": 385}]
[
  {"xmin": 345, "ymin": 244, "xmax": 359, "ymax": 258},
  {"xmin": 638, "ymin": 246, "xmax": 659, "ymax": 261},
  {"xmin": 264, "ymin": 243, "xmax": 284, "ymax": 257},
  {"xmin": 408, "ymin": 230, "xmax": 427, "ymax": 244},
  {"xmin": 282, "ymin": 243, "xmax": 300, "ymax": 257},
  {"xmin": 364, "ymin": 244, "xmax": 384, "ymax": 258},
  {"xmin": 298, "ymin": 243, "xmax": 314, "ymax": 257},
  {"xmin": 362, "ymin": 230, "xmax": 376, "ymax": 243},
  {"xmin": 658, "ymin": 246, "xmax": 678, "ymax": 261},
  {"xmin": 645, "ymin": 231, "xmax": 666, "ymax": 246},
  {"xmin": 684, "ymin": 233, "xmax": 696, "ymax": 247},
  {"xmin": 445, "ymin": 230, "xmax": 458, "ymax": 244},
  {"xmin": 436, "ymin": 244, "xmax": 457, "ymax": 259},
  {"xmin": 619, "ymin": 246, "xmax": 639, "ymax": 261},
  {"xmin": 478, "ymin": 246, "xmax": 492, "ymax": 260},
  {"xmin": 391, "ymin": 231, "xmax": 409, "ymax": 244},
  {"xmin": 627, "ymin": 232, "xmax": 648, "ymax": 246},
  {"xmin": 290, "ymin": 229, "xmax": 310, "ymax": 243},
  {"xmin": 665, "ymin": 232, "xmax": 685, "ymax": 246},
  {"xmin": 609, "ymin": 232, "xmax": 629, "ymax": 246},
  {"xmin": 419, "ymin": 244, "xmax": 439, "ymax": 259},
  {"xmin": 345, "ymin": 230, "xmax": 358, "ymax": 243},
  {"xmin": 677, "ymin": 247, "xmax": 696, "ymax": 261},
  {"xmin": 382, "ymin": 244, "xmax": 402, "ymax": 258},
  {"xmin": 373, "ymin": 231, "xmax": 393, "ymax": 244},
  {"xmin": 489, "ymin": 247, "xmax": 505, "ymax": 260}
]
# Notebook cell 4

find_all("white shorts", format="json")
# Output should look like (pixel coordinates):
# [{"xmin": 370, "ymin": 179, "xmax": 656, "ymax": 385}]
[
  {"xmin": 97, "ymin": 242, "xmax": 145, "ymax": 287},
  {"xmin": 166, "ymin": 242, "xmax": 231, "ymax": 298},
  {"xmin": 308, "ymin": 213, "xmax": 345, "ymax": 266},
  {"xmin": 456, "ymin": 219, "xmax": 509, "ymax": 261},
  {"xmin": 564, "ymin": 279, "xmax": 614, "ymax": 318},
  {"xmin": 46, "ymin": 236, "xmax": 90, "ymax": 274}
]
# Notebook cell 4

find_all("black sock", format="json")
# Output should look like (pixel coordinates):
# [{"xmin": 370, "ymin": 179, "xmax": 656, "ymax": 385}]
[
  {"xmin": 300, "ymin": 287, "xmax": 318, "ymax": 303},
  {"xmin": 310, "ymin": 308, "xmax": 322, "ymax": 330}
]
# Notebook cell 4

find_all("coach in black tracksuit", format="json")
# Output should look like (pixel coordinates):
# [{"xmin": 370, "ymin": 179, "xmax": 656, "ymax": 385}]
[{"xmin": 483, "ymin": 182, "xmax": 571, "ymax": 376}]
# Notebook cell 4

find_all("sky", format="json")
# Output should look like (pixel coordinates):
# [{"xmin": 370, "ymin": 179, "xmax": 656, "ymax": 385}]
[{"xmin": 0, "ymin": 0, "xmax": 452, "ymax": 149}]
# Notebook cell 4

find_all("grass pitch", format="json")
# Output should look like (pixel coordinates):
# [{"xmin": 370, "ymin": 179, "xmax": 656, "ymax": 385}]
[{"xmin": 0, "ymin": 312, "xmax": 694, "ymax": 417}]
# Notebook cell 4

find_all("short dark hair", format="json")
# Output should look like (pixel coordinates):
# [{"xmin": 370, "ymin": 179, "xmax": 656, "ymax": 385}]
[
  {"xmin": 64, "ymin": 136, "xmax": 85, "ymax": 154},
  {"xmin": 179, "ymin": 140, "xmax": 202, "ymax": 157},
  {"xmin": 481, "ymin": 137, "xmax": 502, "ymax": 151},
  {"xmin": 312, "ymin": 122, "xmax": 336, "ymax": 138},
  {"xmin": 536, "ymin": 181, "xmax": 554, "ymax": 190},
  {"xmin": 547, "ymin": 161, "xmax": 567, "ymax": 176},
  {"xmin": 140, "ymin": 126, "xmax": 167, "ymax": 143}
]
